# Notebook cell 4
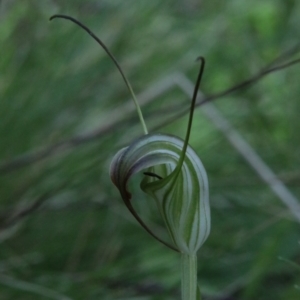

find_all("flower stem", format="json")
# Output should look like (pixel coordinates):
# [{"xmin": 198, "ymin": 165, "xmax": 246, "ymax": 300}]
[{"xmin": 181, "ymin": 254, "xmax": 199, "ymax": 300}]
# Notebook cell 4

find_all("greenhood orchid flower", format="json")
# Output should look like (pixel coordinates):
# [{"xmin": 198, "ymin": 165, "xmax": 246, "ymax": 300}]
[
  {"xmin": 50, "ymin": 14, "xmax": 210, "ymax": 299},
  {"xmin": 110, "ymin": 132, "xmax": 210, "ymax": 255},
  {"xmin": 109, "ymin": 56, "xmax": 210, "ymax": 255}
]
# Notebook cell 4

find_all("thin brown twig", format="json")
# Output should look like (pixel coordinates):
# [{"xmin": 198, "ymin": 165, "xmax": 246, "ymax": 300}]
[
  {"xmin": 0, "ymin": 185, "xmax": 65, "ymax": 230},
  {"xmin": 0, "ymin": 53, "xmax": 300, "ymax": 175},
  {"xmin": 0, "ymin": 119, "xmax": 123, "ymax": 174},
  {"xmin": 147, "ymin": 56, "xmax": 300, "ymax": 132},
  {"xmin": 0, "ymin": 194, "xmax": 46, "ymax": 230},
  {"xmin": 263, "ymin": 42, "xmax": 300, "ymax": 70},
  {"xmin": 200, "ymin": 56, "xmax": 300, "ymax": 106}
]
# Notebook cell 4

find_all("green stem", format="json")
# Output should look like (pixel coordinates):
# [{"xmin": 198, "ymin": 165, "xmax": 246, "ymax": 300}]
[{"xmin": 181, "ymin": 254, "xmax": 199, "ymax": 300}]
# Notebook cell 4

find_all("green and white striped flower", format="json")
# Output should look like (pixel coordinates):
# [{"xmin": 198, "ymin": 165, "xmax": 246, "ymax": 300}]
[{"xmin": 110, "ymin": 132, "xmax": 210, "ymax": 254}]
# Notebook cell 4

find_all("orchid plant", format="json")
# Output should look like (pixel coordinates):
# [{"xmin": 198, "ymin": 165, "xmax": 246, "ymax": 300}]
[{"xmin": 51, "ymin": 14, "xmax": 211, "ymax": 300}]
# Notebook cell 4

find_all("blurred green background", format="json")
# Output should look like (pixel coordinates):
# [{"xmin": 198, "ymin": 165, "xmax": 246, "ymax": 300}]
[{"xmin": 0, "ymin": 0, "xmax": 300, "ymax": 299}]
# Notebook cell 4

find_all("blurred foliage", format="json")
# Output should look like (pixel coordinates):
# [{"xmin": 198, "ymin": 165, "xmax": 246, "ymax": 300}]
[{"xmin": 0, "ymin": 0, "xmax": 300, "ymax": 299}]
